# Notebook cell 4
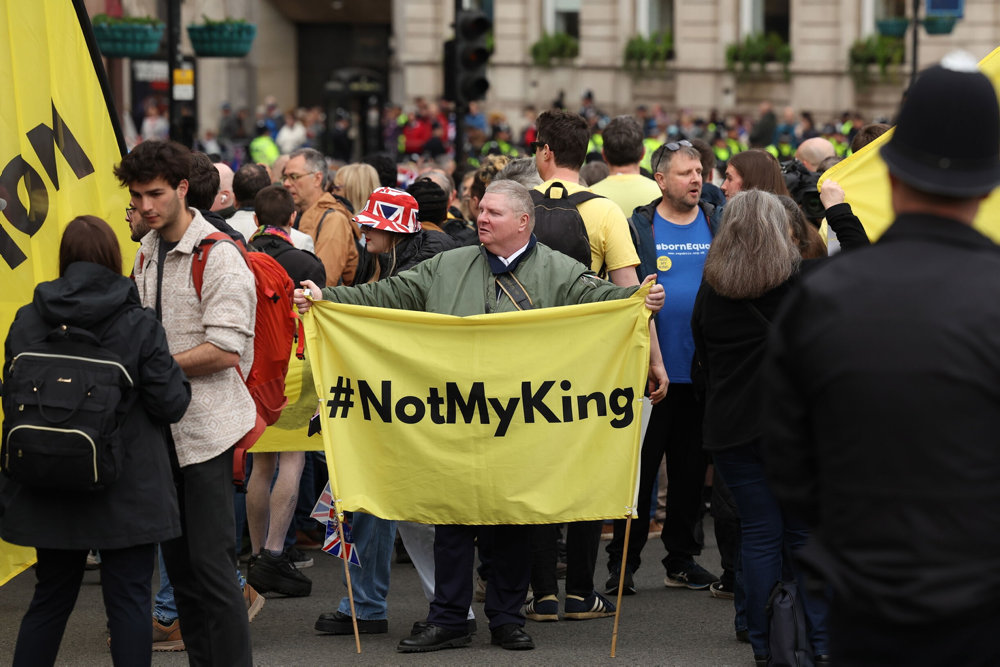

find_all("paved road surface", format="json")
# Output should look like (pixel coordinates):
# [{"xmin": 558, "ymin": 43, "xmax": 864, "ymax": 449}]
[{"xmin": 0, "ymin": 520, "xmax": 753, "ymax": 666}]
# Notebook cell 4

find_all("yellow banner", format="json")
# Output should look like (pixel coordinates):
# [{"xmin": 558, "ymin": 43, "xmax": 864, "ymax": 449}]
[
  {"xmin": 1, "ymin": 1, "xmax": 129, "ymax": 585},
  {"xmin": 304, "ymin": 293, "xmax": 651, "ymax": 525},
  {"xmin": 821, "ymin": 46, "xmax": 1000, "ymax": 242},
  {"xmin": 250, "ymin": 344, "xmax": 324, "ymax": 452}
]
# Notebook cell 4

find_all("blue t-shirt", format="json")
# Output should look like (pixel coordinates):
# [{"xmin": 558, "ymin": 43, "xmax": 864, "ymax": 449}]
[{"xmin": 653, "ymin": 207, "xmax": 712, "ymax": 383}]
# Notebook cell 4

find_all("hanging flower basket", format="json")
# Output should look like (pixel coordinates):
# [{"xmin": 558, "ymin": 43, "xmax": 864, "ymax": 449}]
[
  {"xmin": 922, "ymin": 16, "xmax": 957, "ymax": 35},
  {"xmin": 91, "ymin": 15, "xmax": 164, "ymax": 58},
  {"xmin": 876, "ymin": 18, "xmax": 909, "ymax": 38},
  {"xmin": 187, "ymin": 20, "xmax": 257, "ymax": 58}
]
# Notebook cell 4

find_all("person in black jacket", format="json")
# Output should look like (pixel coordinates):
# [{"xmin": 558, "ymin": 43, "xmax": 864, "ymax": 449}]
[
  {"xmin": 763, "ymin": 60, "xmax": 1000, "ymax": 665},
  {"xmin": 2, "ymin": 216, "xmax": 190, "ymax": 667},
  {"xmin": 692, "ymin": 190, "xmax": 830, "ymax": 666}
]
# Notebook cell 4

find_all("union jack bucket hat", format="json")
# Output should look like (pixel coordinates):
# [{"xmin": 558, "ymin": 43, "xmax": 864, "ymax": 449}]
[{"xmin": 353, "ymin": 187, "xmax": 421, "ymax": 234}]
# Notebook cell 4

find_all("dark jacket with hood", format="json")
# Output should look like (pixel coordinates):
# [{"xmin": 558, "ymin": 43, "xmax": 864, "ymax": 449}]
[
  {"xmin": 630, "ymin": 198, "xmax": 722, "ymax": 282},
  {"xmin": 357, "ymin": 228, "xmax": 461, "ymax": 283},
  {"xmin": 1, "ymin": 262, "xmax": 190, "ymax": 550}
]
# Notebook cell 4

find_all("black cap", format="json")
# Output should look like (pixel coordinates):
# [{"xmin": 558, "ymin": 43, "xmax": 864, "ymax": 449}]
[
  {"xmin": 407, "ymin": 179, "xmax": 448, "ymax": 224},
  {"xmin": 881, "ymin": 58, "xmax": 1000, "ymax": 197}
]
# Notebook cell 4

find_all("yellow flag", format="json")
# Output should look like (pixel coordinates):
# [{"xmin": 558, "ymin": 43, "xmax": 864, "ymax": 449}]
[
  {"xmin": 821, "ymin": 46, "xmax": 1000, "ymax": 242},
  {"xmin": 251, "ymin": 344, "xmax": 323, "ymax": 453},
  {"xmin": 0, "ymin": 0, "xmax": 130, "ymax": 585},
  {"xmin": 305, "ymin": 292, "xmax": 651, "ymax": 525}
]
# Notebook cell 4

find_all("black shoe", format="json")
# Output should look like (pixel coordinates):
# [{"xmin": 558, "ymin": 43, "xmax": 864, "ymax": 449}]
[
  {"xmin": 754, "ymin": 656, "xmax": 768, "ymax": 667},
  {"xmin": 490, "ymin": 624, "xmax": 535, "ymax": 650},
  {"xmin": 411, "ymin": 619, "xmax": 477, "ymax": 635},
  {"xmin": 246, "ymin": 551, "xmax": 311, "ymax": 597},
  {"xmin": 315, "ymin": 610, "xmax": 388, "ymax": 635},
  {"xmin": 287, "ymin": 546, "xmax": 314, "ymax": 569},
  {"xmin": 605, "ymin": 567, "xmax": 636, "ymax": 596},
  {"xmin": 397, "ymin": 625, "xmax": 471, "ymax": 653}
]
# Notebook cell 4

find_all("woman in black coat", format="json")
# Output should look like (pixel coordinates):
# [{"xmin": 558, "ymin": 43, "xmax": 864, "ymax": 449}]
[
  {"xmin": 1, "ymin": 216, "xmax": 190, "ymax": 666},
  {"xmin": 691, "ymin": 191, "xmax": 830, "ymax": 665}
]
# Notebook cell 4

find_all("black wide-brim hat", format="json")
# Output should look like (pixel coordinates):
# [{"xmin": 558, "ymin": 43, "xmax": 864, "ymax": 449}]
[{"xmin": 881, "ymin": 61, "xmax": 1000, "ymax": 198}]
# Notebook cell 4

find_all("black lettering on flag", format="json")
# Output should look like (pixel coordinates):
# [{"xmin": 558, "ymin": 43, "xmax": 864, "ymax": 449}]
[
  {"xmin": 521, "ymin": 381, "xmax": 559, "ymax": 424},
  {"xmin": 446, "ymin": 382, "xmax": 488, "ymax": 424},
  {"xmin": 0, "ymin": 157, "xmax": 47, "ymax": 269},
  {"xmin": 576, "ymin": 392, "xmax": 608, "ymax": 420},
  {"xmin": 358, "ymin": 380, "xmax": 392, "ymax": 422},
  {"xmin": 609, "ymin": 387, "xmax": 635, "ymax": 428},
  {"xmin": 487, "ymin": 396, "xmax": 520, "ymax": 437},
  {"xmin": 395, "ymin": 395, "xmax": 426, "ymax": 424},
  {"xmin": 27, "ymin": 102, "xmax": 95, "ymax": 191},
  {"xmin": 426, "ymin": 387, "xmax": 446, "ymax": 424}
]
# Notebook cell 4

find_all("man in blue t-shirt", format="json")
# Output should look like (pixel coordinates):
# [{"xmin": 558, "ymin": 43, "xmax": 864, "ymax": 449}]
[{"xmin": 606, "ymin": 140, "xmax": 721, "ymax": 595}]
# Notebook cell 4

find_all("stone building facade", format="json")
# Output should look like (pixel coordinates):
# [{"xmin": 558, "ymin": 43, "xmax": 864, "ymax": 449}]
[{"xmin": 88, "ymin": 0, "xmax": 1000, "ymax": 139}]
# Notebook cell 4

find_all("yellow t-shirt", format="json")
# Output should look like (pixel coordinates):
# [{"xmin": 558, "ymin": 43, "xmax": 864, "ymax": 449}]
[
  {"xmin": 534, "ymin": 178, "xmax": 640, "ymax": 274},
  {"xmin": 589, "ymin": 173, "xmax": 662, "ymax": 221}
]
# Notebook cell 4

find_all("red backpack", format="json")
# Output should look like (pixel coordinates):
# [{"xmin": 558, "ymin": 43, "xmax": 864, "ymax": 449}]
[{"xmin": 192, "ymin": 232, "xmax": 304, "ymax": 488}]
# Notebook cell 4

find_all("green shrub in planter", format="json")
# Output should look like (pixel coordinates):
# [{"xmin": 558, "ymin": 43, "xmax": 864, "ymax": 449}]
[
  {"xmin": 922, "ymin": 16, "xmax": 956, "ymax": 35},
  {"xmin": 187, "ymin": 17, "xmax": 257, "ymax": 58},
  {"xmin": 91, "ymin": 14, "xmax": 164, "ymax": 58}
]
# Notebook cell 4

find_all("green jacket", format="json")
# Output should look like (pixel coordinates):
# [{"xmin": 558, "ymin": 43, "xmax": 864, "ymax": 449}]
[{"xmin": 320, "ymin": 240, "xmax": 638, "ymax": 315}]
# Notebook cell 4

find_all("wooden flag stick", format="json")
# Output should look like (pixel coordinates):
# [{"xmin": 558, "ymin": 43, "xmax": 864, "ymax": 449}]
[
  {"xmin": 334, "ymin": 501, "xmax": 362, "ymax": 654},
  {"xmin": 610, "ymin": 514, "xmax": 633, "ymax": 658}
]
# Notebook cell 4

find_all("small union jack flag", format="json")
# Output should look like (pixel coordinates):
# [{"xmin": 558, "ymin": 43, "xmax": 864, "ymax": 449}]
[
  {"xmin": 322, "ymin": 507, "xmax": 361, "ymax": 567},
  {"xmin": 310, "ymin": 482, "xmax": 334, "ymax": 523}
]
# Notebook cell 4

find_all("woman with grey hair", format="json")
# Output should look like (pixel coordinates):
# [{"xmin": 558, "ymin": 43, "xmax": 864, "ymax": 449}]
[{"xmin": 691, "ymin": 189, "xmax": 830, "ymax": 666}]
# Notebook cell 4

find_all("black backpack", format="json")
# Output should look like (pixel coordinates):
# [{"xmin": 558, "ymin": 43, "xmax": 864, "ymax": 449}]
[
  {"xmin": 1, "ymin": 322, "xmax": 134, "ymax": 492},
  {"xmin": 766, "ymin": 579, "xmax": 815, "ymax": 667},
  {"xmin": 529, "ymin": 182, "xmax": 601, "ymax": 270}
]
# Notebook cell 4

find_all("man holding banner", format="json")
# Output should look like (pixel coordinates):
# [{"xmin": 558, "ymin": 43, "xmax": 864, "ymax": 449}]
[{"xmin": 295, "ymin": 179, "xmax": 664, "ymax": 653}]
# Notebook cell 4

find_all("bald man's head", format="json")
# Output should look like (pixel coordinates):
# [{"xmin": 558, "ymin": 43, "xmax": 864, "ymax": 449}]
[
  {"xmin": 212, "ymin": 162, "xmax": 235, "ymax": 211},
  {"xmin": 795, "ymin": 137, "xmax": 836, "ymax": 172}
]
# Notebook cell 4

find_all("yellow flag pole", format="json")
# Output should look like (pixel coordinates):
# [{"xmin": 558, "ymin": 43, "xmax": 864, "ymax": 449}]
[
  {"xmin": 610, "ymin": 514, "xmax": 633, "ymax": 658},
  {"xmin": 333, "ymin": 499, "xmax": 362, "ymax": 654}
]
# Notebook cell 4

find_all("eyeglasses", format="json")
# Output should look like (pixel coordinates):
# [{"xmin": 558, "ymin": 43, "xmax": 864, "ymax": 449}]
[
  {"xmin": 125, "ymin": 205, "xmax": 137, "ymax": 220},
  {"xmin": 528, "ymin": 141, "xmax": 546, "ymax": 156},
  {"xmin": 282, "ymin": 171, "xmax": 317, "ymax": 183},
  {"xmin": 653, "ymin": 140, "xmax": 693, "ymax": 174}
]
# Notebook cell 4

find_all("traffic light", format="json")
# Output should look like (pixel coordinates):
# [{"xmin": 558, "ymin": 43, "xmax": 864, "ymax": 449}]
[{"xmin": 453, "ymin": 9, "xmax": 492, "ymax": 106}]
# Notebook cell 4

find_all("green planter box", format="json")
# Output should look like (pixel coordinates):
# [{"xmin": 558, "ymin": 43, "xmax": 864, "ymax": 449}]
[
  {"xmin": 93, "ymin": 22, "xmax": 164, "ymax": 58},
  {"xmin": 876, "ymin": 18, "xmax": 909, "ymax": 37},
  {"xmin": 923, "ymin": 16, "xmax": 956, "ymax": 35},
  {"xmin": 187, "ymin": 23, "xmax": 257, "ymax": 57}
]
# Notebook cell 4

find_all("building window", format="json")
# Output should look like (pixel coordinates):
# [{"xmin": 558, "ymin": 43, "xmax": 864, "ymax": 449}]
[
  {"xmin": 545, "ymin": 0, "xmax": 580, "ymax": 39},
  {"xmin": 878, "ymin": 0, "xmax": 907, "ymax": 18},
  {"xmin": 741, "ymin": 0, "xmax": 790, "ymax": 43},
  {"xmin": 649, "ymin": 0, "xmax": 674, "ymax": 36}
]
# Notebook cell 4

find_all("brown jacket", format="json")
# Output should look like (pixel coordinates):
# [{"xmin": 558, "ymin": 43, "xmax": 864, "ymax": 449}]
[{"xmin": 297, "ymin": 193, "xmax": 359, "ymax": 286}]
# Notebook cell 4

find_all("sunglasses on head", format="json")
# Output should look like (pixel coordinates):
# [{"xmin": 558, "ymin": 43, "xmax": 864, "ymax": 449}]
[{"xmin": 653, "ymin": 140, "xmax": 694, "ymax": 174}]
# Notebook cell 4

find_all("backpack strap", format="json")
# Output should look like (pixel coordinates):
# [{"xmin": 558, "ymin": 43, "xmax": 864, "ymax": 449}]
[
  {"xmin": 191, "ymin": 232, "xmax": 248, "ymax": 301},
  {"xmin": 314, "ymin": 209, "xmax": 333, "ymax": 240},
  {"xmin": 565, "ymin": 190, "xmax": 604, "ymax": 206},
  {"xmin": 496, "ymin": 273, "xmax": 535, "ymax": 311}
]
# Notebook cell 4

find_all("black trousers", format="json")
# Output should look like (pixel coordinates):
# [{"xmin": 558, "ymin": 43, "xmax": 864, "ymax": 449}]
[
  {"xmin": 530, "ymin": 521, "xmax": 602, "ymax": 598},
  {"xmin": 13, "ymin": 543, "xmax": 155, "ymax": 667},
  {"xmin": 606, "ymin": 384, "xmax": 707, "ymax": 574},
  {"xmin": 428, "ymin": 524, "xmax": 531, "ymax": 631},
  {"xmin": 830, "ymin": 600, "xmax": 1000, "ymax": 666},
  {"xmin": 161, "ymin": 446, "xmax": 252, "ymax": 667}
]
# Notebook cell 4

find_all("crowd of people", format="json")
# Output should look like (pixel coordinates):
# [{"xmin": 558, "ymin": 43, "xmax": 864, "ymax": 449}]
[{"xmin": 3, "ymin": 52, "xmax": 1000, "ymax": 667}]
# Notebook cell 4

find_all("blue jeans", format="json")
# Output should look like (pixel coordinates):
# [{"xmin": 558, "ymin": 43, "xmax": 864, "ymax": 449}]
[
  {"xmin": 153, "ymin": 547, "xmax": 177, "ymax": 624},
  {"xmin": 336, "ymin": 512, "xmax": 397, "ymax": 620},
  {"xmin": 713, "ymin": 443, "xmax": 829, "ymax": 657}
]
